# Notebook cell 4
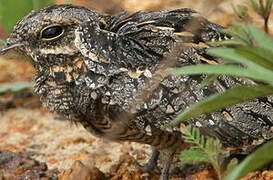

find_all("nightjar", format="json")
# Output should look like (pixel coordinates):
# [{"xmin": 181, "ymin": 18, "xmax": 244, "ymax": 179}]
[{"xmin": 1, "ymin": 4, "xmax": 273, "ymax": 179}]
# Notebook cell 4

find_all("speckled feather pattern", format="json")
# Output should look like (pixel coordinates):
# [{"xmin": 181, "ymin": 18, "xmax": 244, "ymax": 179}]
[{"xmin": 5, "ymin": 5, "xmax": 273, "ymax": 152}]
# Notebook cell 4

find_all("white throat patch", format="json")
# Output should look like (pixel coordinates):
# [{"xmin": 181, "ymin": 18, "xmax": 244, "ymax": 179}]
[{"xmin": 39, "ymin": 46, "xmax": 78, "ymax": 55}]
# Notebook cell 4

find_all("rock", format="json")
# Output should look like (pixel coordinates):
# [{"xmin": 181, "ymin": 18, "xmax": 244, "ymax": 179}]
[
  {"xmin": 0, "ymin": 150, "xmax": 58, "ymax": 179},
  {"xmin": 110, "ymin": 154, "xmax": 159, "ymax": 180},
  {"xmin": 58, "ymin": 160, "xmax": 106, "ymax": 180},
  {"xmin": 241, "ymin": 170, "xmax": 273, "ymax": 180}
]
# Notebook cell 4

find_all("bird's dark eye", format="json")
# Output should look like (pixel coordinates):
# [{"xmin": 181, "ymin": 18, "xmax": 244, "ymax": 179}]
[{"xmin": 41, "ymin": 25, "xmax": 63, "ymax": 40}]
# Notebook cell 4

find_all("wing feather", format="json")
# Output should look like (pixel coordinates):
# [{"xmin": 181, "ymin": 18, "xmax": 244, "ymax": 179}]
[{"xmin": 75, "ymin": 8, "xmax": 229, "ymax": 69}]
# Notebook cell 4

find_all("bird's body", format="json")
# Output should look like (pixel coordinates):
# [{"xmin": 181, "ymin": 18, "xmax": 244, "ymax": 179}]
[{"xmin": 1, "ymin": 4, "xmax": 273, "ymax": 179}]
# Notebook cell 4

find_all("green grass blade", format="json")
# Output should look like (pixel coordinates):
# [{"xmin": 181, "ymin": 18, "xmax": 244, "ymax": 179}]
[
  {"xmin": 170, "ymin": 64, "xmax": 273, "ymax": 85},
  {"xmin": 225, "ymin": 158, "xmax": 239, "ymax": 176},
  {"xmin": 209, "ymin": 48, "xmax": 271, "ymax": 70},
  {"xmin": 225, "ymin": 140, "xmax": 273, "ymax": 180},
  {"xmin": 236, "ymin": 47, "xmax": 273, "ymax": 70},
  {"xmin": 200, "ymin": 74, "xmax": 219, "ymax": 87},
  {"xmin": 209, "ymin": 39, "xmax": 247, "ymax": 46},
  {"xmin": 222, "ymin": 28, "xmax": 251, "ymax": 45},
  {"xmin": 168, "ymin": 85, "xmax": 273, "ymax": 126},
  {"xmin": 247, "ymin": 25, "xmax": 273, "ymax": 52}
]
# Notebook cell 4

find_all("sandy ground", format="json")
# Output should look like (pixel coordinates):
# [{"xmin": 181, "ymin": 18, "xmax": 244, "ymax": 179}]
[{"xmin": 0, "ymin": 107, "xmax": 150, "ymax": 170}]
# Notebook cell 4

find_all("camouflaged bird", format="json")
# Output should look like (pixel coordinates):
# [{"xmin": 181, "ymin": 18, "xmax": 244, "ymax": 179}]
[{"xmin": 1, "ymin": 4, "xmax": 273, "ymax": 179}]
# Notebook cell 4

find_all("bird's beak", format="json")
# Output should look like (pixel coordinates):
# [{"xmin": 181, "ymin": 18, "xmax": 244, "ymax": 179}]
[{"xmin": 0, "ymin": 43, "xmax": 24, "ymax": 55}]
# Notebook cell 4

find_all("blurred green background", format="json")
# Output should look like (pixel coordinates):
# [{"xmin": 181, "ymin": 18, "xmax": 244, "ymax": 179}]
[{"xmin": 0, "ymin": 0, "xmax": 55, "ymax": 34}]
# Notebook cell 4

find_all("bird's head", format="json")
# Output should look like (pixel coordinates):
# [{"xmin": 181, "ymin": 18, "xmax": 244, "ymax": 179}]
[{"xmin": 0, "ymin": 4, "xmax": 102, "ymax": 67}]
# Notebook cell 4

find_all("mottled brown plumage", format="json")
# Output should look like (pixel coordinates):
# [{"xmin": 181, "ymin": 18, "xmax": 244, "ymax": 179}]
[{"xmin": 1, "ymin": 4, "xmax": 273, "ymax": 179}]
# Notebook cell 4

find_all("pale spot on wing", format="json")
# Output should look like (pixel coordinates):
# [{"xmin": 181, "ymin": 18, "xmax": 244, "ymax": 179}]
[
  {"xmin": 166, "ymin": 105, "xmax": 175, "ymax": 114},
  {"xmin": 90, "ymin": 91, "xmax": 98, "ymax": 100},
  {"xmin": 222, "ymin": 111, "xmax": 233, "ymax": 121},
  {"xmin": 195, "ymin": 121, "xmax": 202, "ymax": 127},
  {"xmin": 209, "ymin": 119, "xmax": 215, "ymax": 125}
]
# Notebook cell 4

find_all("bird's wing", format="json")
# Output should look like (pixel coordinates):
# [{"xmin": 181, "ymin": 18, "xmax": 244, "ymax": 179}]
[
  {"xmin": 74, "ymin": 9, "xmax": 228, "ymax": 69},
  {"xmin": 105, "ymin": 9, "xmax": 228, "ymax": 42},
  {"xmin": 73, "ymin": 9, "xmax": 273, "ymax": 150}
]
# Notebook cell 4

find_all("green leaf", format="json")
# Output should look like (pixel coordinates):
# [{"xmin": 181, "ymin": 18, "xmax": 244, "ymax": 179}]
[
  {"xmin": 168, "ymin": 85, "xmax": 273, "ymax": 126},
  {"xmin": 225, "ymin": 140, "xmax": 273, "ymax": 180},
  {"xmin": 170, "ymin": 64, "xmax": 273, "ymax": 85},
  {"xmin": 180, "ymin": 149, "xmax": 209, "ymax": 163},
  {"xmin": 206, "ymin": 138, "xmax": 222, "ymax": 156},
  {"xmin": 222, "ymin": 27, "xmax": 252, "ymax": 46},
  {"xmin": 205, "ymin": 138, "xmax": 222, "ymax": 178},
  {"xmin": 208, "ymin": 48, "xmax": 273, "ymax": 83},
  {"xmin": 247, "ymin": 24, "xmax": 273, "ymax": 52},
  {"xmin": 181, "ymin": 126, "xmax": 223, "ymax": 179},
  {"xmin": 225, "ymin": 158, "xmax": 239, "ymax": 176},
  {"xmin": 209, "ymin": 39, "xmax": 247, "ymax": 46},
  {"xmin": 236, "ymin": 47, "xmax": 273, "ymax": 70},
  {"xmin": 200, "ymin": 74, "xmax": 219, "ymax": 87},
  {"xmin": 209, "ymin": 48, "xmax": 272, "ymax": 71},
  {"xmin": 0, "ymin": 81, "xmax": 33, "ymax": 95},
  {"xmin": 182, "ymin": 126, "xmax": 206, "ymax": 147},
  {"xmin": 216, "ymin": 23, "xmax": 273, "ymax": 48}
]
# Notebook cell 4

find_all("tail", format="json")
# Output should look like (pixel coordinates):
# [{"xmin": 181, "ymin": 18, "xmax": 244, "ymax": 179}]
[{"xmin": 82, "ymin": 117, "xmax": 188, "ymax": 150}]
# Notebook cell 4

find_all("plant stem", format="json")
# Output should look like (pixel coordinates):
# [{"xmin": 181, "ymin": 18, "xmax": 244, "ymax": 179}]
[{"xmin": 264, "ymin": 17, "xmax": 269, "ymax": 33}]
